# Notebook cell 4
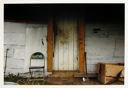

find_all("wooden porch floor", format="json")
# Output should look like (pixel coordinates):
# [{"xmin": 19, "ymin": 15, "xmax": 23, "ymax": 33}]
[{"xmin": 44, "ymin": 77, "xmax": 123, "ymax": 85}]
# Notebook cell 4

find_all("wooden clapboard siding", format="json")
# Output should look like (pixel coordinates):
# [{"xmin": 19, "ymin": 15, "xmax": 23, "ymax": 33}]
[
  {"xmin": 79, "ymin": 18, "xmax": 85, "ymax": 73},
  {"xmin": 47, "ymin": 17, "xmax": 53, "ymax": 72}
]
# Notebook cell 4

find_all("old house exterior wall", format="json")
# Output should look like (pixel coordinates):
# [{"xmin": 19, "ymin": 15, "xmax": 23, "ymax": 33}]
[
  {"xmin": 4, "ymin": 22, "xmax": 47, "ymax": 75},
  {"xmin": 25, "ymin": 24, "xmax": 47, "ymax": 74},
  {"xmin": 85, "ymin": 23, "xmax": 124, "ymax": 73},
  {"xmin": 4, "ymin": 22, "xmax": 26, "ymax": 74},
  {"xmin": 4, "ymin": 21, "xmax": 124, "ymax": 75}
]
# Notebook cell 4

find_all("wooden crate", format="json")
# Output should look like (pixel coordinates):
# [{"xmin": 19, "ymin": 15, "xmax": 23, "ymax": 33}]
[{"xmin": 97, "ymin": 63, "xmax": 124, "ymax": 84}]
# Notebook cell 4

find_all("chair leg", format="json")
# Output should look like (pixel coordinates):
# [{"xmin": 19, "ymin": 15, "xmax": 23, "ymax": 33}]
[
  {"xmin": 43, "ymin": 68, "xmax": 45, "ymax": 84},
  {"xmin": 43, "ymin": 68, "xmax": 45, "ymax": 76},
  {"xmin": 29, "ymin": 69, "xmax": 32, "ymax": 78}
]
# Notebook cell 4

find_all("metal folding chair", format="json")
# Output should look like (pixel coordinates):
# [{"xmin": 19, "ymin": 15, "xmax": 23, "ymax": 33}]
[{"xmin": 29, "ymin": 52, "xmax": 45, "ymax": 79}]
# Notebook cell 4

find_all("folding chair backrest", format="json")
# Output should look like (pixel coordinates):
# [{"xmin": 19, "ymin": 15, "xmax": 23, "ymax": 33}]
[{"xmin": 30, "ymin": 52, "xmax": 45, "ymax": 67}]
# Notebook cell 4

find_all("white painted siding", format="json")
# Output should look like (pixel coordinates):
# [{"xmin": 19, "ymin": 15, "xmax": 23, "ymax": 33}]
[
  {"xmin": 25, "ymin": 24, "xmax": 47, "ymax": 73},
  {"xmin": 4, "ymin": 22, "xmax": 26, "ymax": 33},
  {"xmin": 85, "ymin": 23, "xmax": 124, "ymax": 73},
  {"xmin": 4, "ymin": 22, "xmax": 47, "ymax": 75},
  {"xmin": 4, "ymin": 33, "xmax": 26, "ymax": 45},
  {"xmin": 4, "ymin": 22, "xmax": 26, "ymax": 75}
]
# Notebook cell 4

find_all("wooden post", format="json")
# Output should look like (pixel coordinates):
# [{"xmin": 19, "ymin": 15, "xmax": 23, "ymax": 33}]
[
  {"xmin": 47, "ymin": 17, "xmax": 53, "ymax": 72},
  {"xmin": 78, "ymin": 18, "xmax": 85, "ymax": 74}
]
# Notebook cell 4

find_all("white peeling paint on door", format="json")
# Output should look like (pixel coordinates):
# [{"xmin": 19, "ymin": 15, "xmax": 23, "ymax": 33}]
[
  {"xmin": 24, "ymin": 24, "xmax": 47, "ymax": 72},
  {"xmin": 53, "ymin": 18, "xmax": 78, "ymax": 71}
]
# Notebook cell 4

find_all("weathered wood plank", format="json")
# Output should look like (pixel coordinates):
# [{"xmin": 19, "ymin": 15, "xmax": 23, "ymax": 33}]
[
  {"xmin": 59, "ymin": 40, "xmax": 64, "ymax": 70},
  {"xmin": 53, "ymin": 18, "xmax": 78, "ymax": 71},
  {"xmin": 47, "ymin": 17, "xmax": 53, "ymax": 72},
  {"xmin": 73, "ymin": 20, "xmax": 78, "ymax": 70},
  {"xmin": 63, "ymin": 22, "xmax": 69, "ymax": 70},
  {"xmin": 68, "ymin": 21, "xmax": 74, "ymax": 70},
  {"xmin": 53, "ymin": 37, "xmax": 59, "ymax": 70},
  {"xmin": 78, "ymin": 18, "xmax": 85, "ymax": 73}
]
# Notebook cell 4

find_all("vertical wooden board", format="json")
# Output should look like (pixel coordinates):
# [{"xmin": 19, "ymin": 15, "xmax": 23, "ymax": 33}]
[
  {"xmin": 57, "ymin": 20, "xmax": 64, "ymax": 70},
  {"xmin": 100, "ymin": 64, "xmax": 106, "ymax": 84},
  {"xmin": 53, "ymin": 19, "xmax": 62, "ymax": 71},
  {"xmin": 73, "ymin": 20, "xmax": 78, "ymax": 70},
  {"xmin": 58, "ymin": 40, "xmax": 64, "ymax": 70},
  {"xmin": 71, "ymin": 21, "xmax": 75, "ymax": 70},
  {"xmin": 53, "ymin": 37, "xmax": 59, "ymax": 70},
  {"xmin": 63, "ymin": 43, "xmax": 69, "ymax": 70},
  {"xmin": 79, "ymin": 18, "xmax": 85, "ymax": 73},
  {"xmin": 63, "ymin": 20, "xmax": 69, "ymax": 70},
  {"xmin": 53, "ymin": 19, "xmax": 59, "ymax": 71},
  {"xmin": 47, "ymin": 17, "xmax": 53, "ymax": 72},
  {"xmin": 57, "ymin": 39, "xmax": 60, "ymax": 70},
  {"xmin": 62, "ymin": 20, "xmax": 65, "ymax": 70},
  {"xmin": 68, "ymin": 21, "xmax": 74, "ymax": 70}
]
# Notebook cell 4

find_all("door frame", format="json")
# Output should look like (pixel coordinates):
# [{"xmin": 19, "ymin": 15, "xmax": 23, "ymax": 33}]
[{"xmin": 47, "ymin": 17, "xmax": 86, "ymax": 74}]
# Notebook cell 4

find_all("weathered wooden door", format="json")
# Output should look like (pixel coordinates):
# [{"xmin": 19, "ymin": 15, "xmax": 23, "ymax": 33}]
[{"xmin": 53, "ymin": 18, "xmax": 78, "ymax": 71}]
